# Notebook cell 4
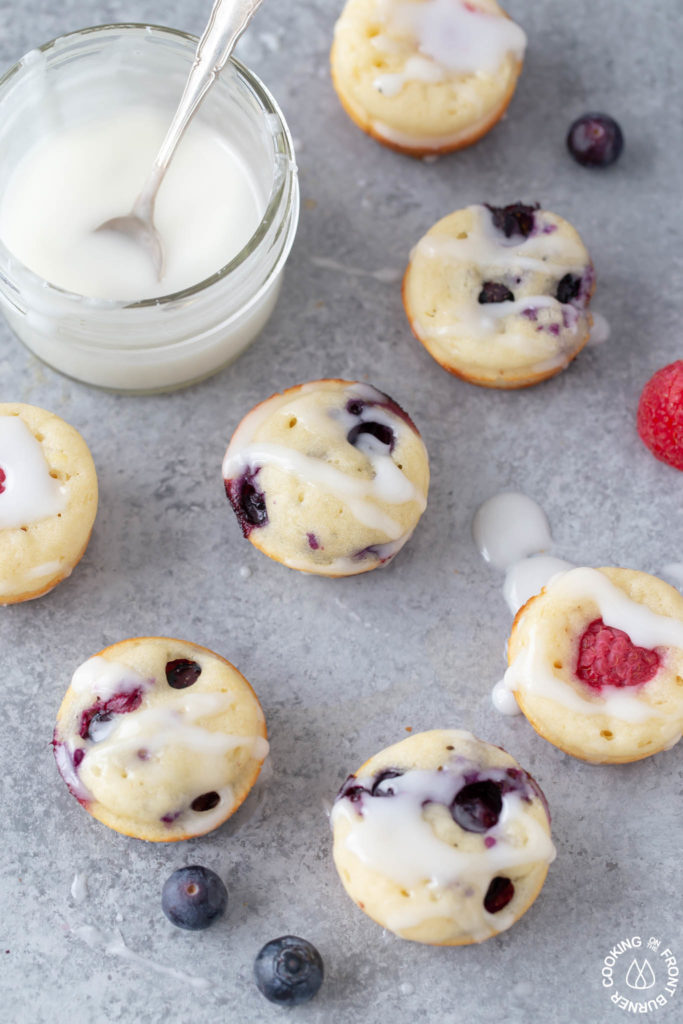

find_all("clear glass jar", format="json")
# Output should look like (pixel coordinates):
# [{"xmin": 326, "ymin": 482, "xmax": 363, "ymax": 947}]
[{"xmin": 0, "ymin": 24, "xmax": 299, "ymax": 393}]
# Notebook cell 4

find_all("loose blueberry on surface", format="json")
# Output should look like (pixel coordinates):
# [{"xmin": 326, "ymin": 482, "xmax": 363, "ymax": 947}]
[
  {"xmin": 254, "ymin": 936, "xmax": 324, "ymax": 1007},
  {"xmin": 555, "ymin": 274, "xmax": 582, "ymax": 304},
  {"xmin": 371, "ymin": 769, "xmax": 403, "ymax": 796},
  {"xmin": 451, "ymin": 780, "xmax": 503, "ymax": 833},
  {"xmin": 486, "ymin": 203, "xmax": 539, "ymax": 239},
  {"xmin": 0, "ymin": 467, "xmax": 5, "ymax": 494},
  {"xmin": 347, "ymin": 421, "xmax": 395, "ymax": 451},
  {"xmin": 165, "ymin": 659, "xmax": 201, "ymax": 689},
  {"xmin": 576, "ymin": 618, "xmax": 660, "ymax": 689},
  {"xmin": 484, "ymin": 876, "xmax": 515, "ymax": 914},
  {"xmin": 191, "ymin": 791, "xmax": 220, "ymax": 812},
  {"xmin": 478, "ymin": 281, "xmax": 514, "ymax": 304},
  {"xmin": 225, "ymin": 467, "xmax": 268, "ymax": 537},
  {"xmin": 567, "ymin": 113, "xmax": 623, "ymax": 168},
  {"xmin": 161, "ymin": 866, "xmax": 228, "ymax": 931}
]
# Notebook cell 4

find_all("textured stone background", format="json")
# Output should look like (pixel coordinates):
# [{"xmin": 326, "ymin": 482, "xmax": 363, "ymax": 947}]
[{"xmin": 0, "ymin": 2, "xmax": 681, "ymax": 1022}]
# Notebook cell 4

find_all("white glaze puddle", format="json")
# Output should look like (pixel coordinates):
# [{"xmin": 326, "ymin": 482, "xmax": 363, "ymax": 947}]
[
  {"xmin": 310, "ymin": 255, "xmax": 402, "ymax": 283},
  {"xmin": 0, "ymin": 416, "xmax": 67, "ymax": 529},
  {"xmin": 472, "ymin": 492, "xmax": 552, "ymax": 570},
  {"xmin": 72, "ymin": 924, "xmax": 211, "ymax": 991},
  {"xmin": 70, "ymin": 873, "xmax": 88, "ymax": 904},
  {"xmin": 588, "ymin": 311, "xmax": 610, "ymax": 346},
  {"xmin": 503, "ymin": 555, "xmax": 575, "ymax": 615}
]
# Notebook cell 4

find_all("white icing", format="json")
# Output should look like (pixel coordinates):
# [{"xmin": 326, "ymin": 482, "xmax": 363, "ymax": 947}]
[
  {"xmin": 374, "ymin": 55, "xmax": 445, "ymax": 97},
  {"xmin": 375, "ymin": 0, "xmax": 526, "ymax": 80},
  {"xmin": 588, "ymin": 311, "xmax": 610, "ymax": 346},
  {"xmin": 333, "ymin": 760, "xmax": 554, "ymax": 941},
  {"xmin": 472, "ymin": 492, "xmax": 553, "ymax": 570},
  {"xmin": 70, "ymin": 656, "xmax": 149, "ymax": 700},
  {"xmin": 72, "ymin": 924, "xmax": 210, "ymax": 990},
  {"xmin": 503, "ymin": 567, "xmax": 683, "ymax": 722},
  {"xmin": 503, "ymin": 556, "xmax": 575, "ymax": 614},
  {"xmin": 70, "ymin": 873, "xmax": 88, "ymax": 903},
  {"xmin": 492, "ymin": 678, "xmax": 522, "ymax": 716},
  {"xmin": 0, "ymin": 416, "xmax": 67, "ymax": 529},
  {"xmin": 223, "ymin": 382, "xmax": 426, "ymax": 544}
]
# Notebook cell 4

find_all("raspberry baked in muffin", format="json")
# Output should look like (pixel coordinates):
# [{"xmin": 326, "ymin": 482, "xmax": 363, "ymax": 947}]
[
  {"xmin": 403, "ymin": 203, "xmax": 595, "ymax": 388},
  {"xmin": 502, "ymin": 568, "xmax": 683, "ymax": 763},
  {"xmin": 223, "ymin": 380, "xmax": 429, "ymax": 576},
  {"xmin": 331, "ymin": 0, "xmax": 526, "ymax": 156},
  {"xmin": 331, "ymin": 730, "xmax": 554, "ymax": 945},
  {"xmin": 0, "ymin": 403, "xmax": 98, "ymax": 603},
  {"xmin": 53, "ymin": 637, "xmax": 268, "ymax": 841}
]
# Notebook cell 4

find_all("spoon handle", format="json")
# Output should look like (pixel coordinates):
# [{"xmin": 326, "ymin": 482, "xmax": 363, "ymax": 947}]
[{"xmin": 134, "ymin": 0, "xmax": 265, "ymax": 220}]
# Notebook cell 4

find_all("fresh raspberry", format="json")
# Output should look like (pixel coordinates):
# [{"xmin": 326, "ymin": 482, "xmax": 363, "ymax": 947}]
[
  {"xmin": 576, "ymin": 619, "xmax": 660, "ymax": 690},
  {"xmin": 637, "ymin": 360, "xmax": 683, "ymax": 471},
  {"xmin": 0, "ymin": 467, "xmax": 5, "ymax": 494}
]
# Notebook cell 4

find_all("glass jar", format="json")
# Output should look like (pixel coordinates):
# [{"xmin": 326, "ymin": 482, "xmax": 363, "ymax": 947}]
[{"xmin": 0, "ymin": 24, "xmax": 299, "ymax": 393}]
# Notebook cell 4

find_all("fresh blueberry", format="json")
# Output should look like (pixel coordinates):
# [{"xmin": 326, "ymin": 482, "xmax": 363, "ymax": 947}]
[
  {"xmin": 486, "ymin": 203, "xmax": 539, "ymax": 239},
  {"xmin": 451, "ymin": 780, "xmax": 503, "ymax": 833},
  {"xmin": 161, "ymin": 866, "xmax": 227, "ymax": 931},
  {"xmin": 484, "ymin": 876, "xmax": 515, "ymax": 914},
  {"xmin": 347, "ymin": 421, "xmax": 395, "ymax": 451},
  {"xmin": 165, "ymin": 659, "xmax": 201, "ymax": 689},
  {"xmin": 254, "ymin": 936, "xmax": 324, "ymax": 1006},
  {"xmin": 79, "ymin": 688, "xmax": 143, "ymax": 741},
  {"xmin": 567, "ymin": 113, "xmax": 623, "ymax": 168},
  {"xmin": 478, "ymin": 281, "xmax": 514, "ymax": 304},
  {"xmin": 555, "ymin": 273, "xmax": 582, "ymax": 304},
  {"xmin": 225, "ymin": 467, "xmax": 268, "ymax": 537}
]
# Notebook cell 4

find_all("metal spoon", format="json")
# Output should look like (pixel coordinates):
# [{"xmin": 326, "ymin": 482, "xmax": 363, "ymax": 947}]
[{"xmin": 97, "ymin": 0, "xmax": 265, "ymax": 281}]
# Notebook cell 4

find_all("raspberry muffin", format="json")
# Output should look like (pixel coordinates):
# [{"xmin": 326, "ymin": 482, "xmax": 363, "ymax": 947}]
[
  {"xmin": 331, "ymin": 730, "xmax": 554, "ymax": 945},
  {"xmin": 53, "ymin": 638, "xmax": 269, "ymax": 841},
  {"xmin": 222, "ymin": 380, "xmax": 429, "ymax": 576},
  {"xmin": 403, "ymin": 203, "xmax": 595, "ymax": 388},
  {"xmin": 331, "ymin": 0, "xmax": 526, "ymax": 156},
  {"xmin": 0, "ymin": 403, "xmax": 98, "ymax": 604},
  {"xmin": 503, "ymin": 567, "xmax": 683, "ymax": 763}
]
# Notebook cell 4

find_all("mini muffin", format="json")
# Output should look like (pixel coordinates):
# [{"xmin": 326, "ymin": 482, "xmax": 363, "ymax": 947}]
[
  {"xmin": 503, "ymin": 567, "xmax": 683, "ymax": 763},
  {"xmin": 331, "ymin": 0, "xmax": 526, "ymax": 156},
  {"xmin": 0, "ymin": 403, "xmax": 98, "ymax": 603},
  {"xmin": 403, "ymin": 203, "xmax": 595, "ymax": 388},
  {"xmin": 53, "ymin": 638, "xmax": 269, "ymax": 841},
  {"xmin": 331, "ymin": 730, "xmax": 554, "ymax": 945},
  {"xmin": 222, "ymin": 380, "xmax": 429, "ymax": 576}
]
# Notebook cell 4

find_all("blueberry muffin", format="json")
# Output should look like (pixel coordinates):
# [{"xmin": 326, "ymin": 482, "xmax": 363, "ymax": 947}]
[
  {"xmin": 222, "ymin": 380, "xmax": 429, "ymax": 576},
  {"xmin": 331, "ymin": 0, "xmax": 526, "ymax": 156},
  {"xmin": 53, "ymin": 638, "xmax": 269, "ymax": 841},
  {"xmin": 0, "ymin": 403, "xmax": 98, "ymax": 604},
  {"xmin": 403, "ymin": 203, "xmax": 595, "ymax": 387},
  {"xmin": 331, "ymin": 729, "xmax": 554, "ymax": 944},
  {"xmin": 503, "ymin": 567, "xmax": 683, "ymax": 763}
]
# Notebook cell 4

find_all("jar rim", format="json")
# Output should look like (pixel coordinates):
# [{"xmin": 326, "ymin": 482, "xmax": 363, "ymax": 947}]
[{"xmin": 0, "ymin": 22, "xmax": 298, "ymax": 309}]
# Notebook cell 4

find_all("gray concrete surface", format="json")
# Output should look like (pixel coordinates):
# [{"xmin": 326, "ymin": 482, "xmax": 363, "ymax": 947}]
[{"xmin": 0, "ymin": 2, "xmax": 681, "ymax": 1022}]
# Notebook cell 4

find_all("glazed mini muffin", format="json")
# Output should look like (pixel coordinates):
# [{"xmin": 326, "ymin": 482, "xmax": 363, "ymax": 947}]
[
  {"xmin": 403, "ymin": 203, "xmax": 595, "ymax": 388},
  {"xmin": 503, "ymin": 567, "xmax": 683, "ymax": 763},
  {"xmin": 0, "ymin": 403, "xmax": 98, "ymax": 603},
  {"xmin": 53, "ymin": 638, "xmax": 268, "ymax": 841},
  {"xmin": 331, "ymin": 730, "xmax": 554, "ymax": 945},
  {"xmin": 331, "ymin": 0, "xmax": 526, "ymax": 156},
  {"xmin": 222, "ymin": 380, "xmax": 429, "ymax": 576}
]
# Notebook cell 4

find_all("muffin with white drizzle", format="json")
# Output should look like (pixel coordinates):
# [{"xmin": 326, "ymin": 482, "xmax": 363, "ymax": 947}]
[
  {"xmin": 53, "ymin": 637, "xmax": 268, "ymax": 841},
  {"xmin": 403, "ymin": 203, "xmax": 595, "ymax": 388},
  {"xmin": 331, "ymin": 0, "xmax": 526, "ymax": 156},
  {"xmin": 504, "ymin": 567, "xmax": 683, "ymax": 764},
  {"xmin": 331, "ymin": 730, "xmax": 554, "ymax": 945},
  {"xmin": 0, "ymin": 402, "xmax": 98, "ymax": 604},
  {"xmin": 222, "ymin": 380, "xmax": 429, "ymax": 576}
]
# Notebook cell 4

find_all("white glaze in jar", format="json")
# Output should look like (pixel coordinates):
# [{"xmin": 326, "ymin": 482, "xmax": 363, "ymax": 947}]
[{"xmin": 0, "ymin": 25, "xmax": 299, "ymax": 393}]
